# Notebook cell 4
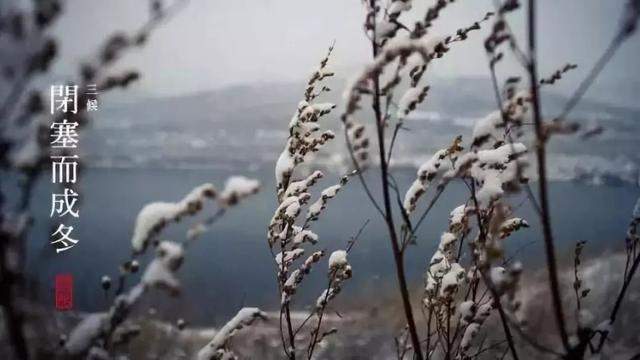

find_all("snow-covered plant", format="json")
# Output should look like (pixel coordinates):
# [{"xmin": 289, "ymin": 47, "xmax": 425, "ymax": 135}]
[
  {"xmin": 476, "ymin": 1, "xmax": 640, "ymax": 359},
  {"xmin": 338, "ymin": 1, "xmax": 496, "ymax": 358},
  {"xmin": 269, "ymin": 46, "xmax": 359, "ymax": 360},
  {"xmin": 62, "ymin": 178, "xmax": 260, "ymax": 358},
  {"xmin": 336, "ymin": 0, "xmax": 640, "ymax": 358},
  {"xmin": 352, "ymin": 0, "xmax": 640, "ymax": 359},
  {"xmin": 0, "ymin": 1, "xmax": 189, "ymax": 358},
  {"xmin": 196, "ymin": 307, "xmax": 268, "ymax": 360},
  {"xmin": 131, "ymin": 184, "xmax": 217, "ymax": 253},
  {"xmin": 411, "ymin": 128, "xmax": 530, "ymax": 359}
]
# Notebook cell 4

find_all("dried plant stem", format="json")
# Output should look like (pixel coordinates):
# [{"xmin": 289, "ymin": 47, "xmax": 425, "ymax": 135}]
[
  {"xmin": 480, "ymin": 271, "xmax": 520, "ymax": 360},
  {"xmin": 526, "ymin": 0, "xmax": 570, "ymax": 353},
  {"xmin": 486, "ymin": 53, "xmax": 542, "ymax": 217},
  {"xmin": 280, "ymin": 234, "xmax": 296, "ymax": 359},
  {"xmin": 424, "ymin": 306, "xmax": 434, "ymax": 358},
  {"xmin": 306, "ymin": 222, "xmax": 366, "ymax": 358},
  {"xmin": 285, "ymin": 305, "xmax": 296, "ymax": 359},
  {"xmin": 555, "ymin": 33, "xmax": 625, "ymax": 122},
  {"xmin": 611, "ymin": 253, "xmax": 640, "ymax": 324},
  {"xmin": 306, "ymin": 276, "xmax": 334, "ymax": 359},
  {"xmin": 367, "ymin": 3, "xmax": 423, "ymax": 355},
  {"xmin": 468, "ymin": 180, "xmax": 520, "ymax": 360},
  {"xmin": 375, "ymin": 80, "xmax": 425, "ymax": 359},
  {"xmin": 594, "ymin": 248, "xmax": 640, "ymax": 352},
  {"xmin": 344, "ymin": 126, "xmax": 385, "ymax": 218}
]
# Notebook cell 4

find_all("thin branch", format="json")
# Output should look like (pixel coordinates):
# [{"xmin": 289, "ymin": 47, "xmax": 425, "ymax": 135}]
[
  {"xmin": 554, "ymin": 33, "xmax": 625, "ymax": 122},
  {"xmin": 344, "ymin": 126, "xmax": 386, "ymax": 218},
  {"xmin": 468, "ymin": 180, "xmax": 520, "ymax": 360},
  {"xmin": 526, "ymin": 0, "xmax": 570, "ymax": 351},
  {"xmin": 367, "ymin": 0, "xmax": 424, "ymax": 357}
]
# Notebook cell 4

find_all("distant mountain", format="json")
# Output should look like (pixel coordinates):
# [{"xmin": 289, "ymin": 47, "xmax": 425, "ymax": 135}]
[{"xmin": 83, "ymin": 78, "xmax": 640, "ymax": 185}]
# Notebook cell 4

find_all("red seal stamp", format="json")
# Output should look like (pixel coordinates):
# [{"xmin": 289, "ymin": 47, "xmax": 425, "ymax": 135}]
[{"xmin": 55, "ymin": 274, "xmax": 73, "ymax": 311}]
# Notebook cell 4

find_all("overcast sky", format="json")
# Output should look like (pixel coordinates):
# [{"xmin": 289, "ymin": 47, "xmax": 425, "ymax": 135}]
[{"xmin": 49, "ymin": 0, "xmax": 640, "ymax": 98}]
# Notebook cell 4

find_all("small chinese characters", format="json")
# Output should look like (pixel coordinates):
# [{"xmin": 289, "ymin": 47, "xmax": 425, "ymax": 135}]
[{"xmin": 49, "ymin": 84, "xmax": 99, "ymax": 253}]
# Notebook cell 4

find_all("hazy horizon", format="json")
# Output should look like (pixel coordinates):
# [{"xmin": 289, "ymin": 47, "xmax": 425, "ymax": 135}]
[{"xmin": 44, "ymin": 0, "xmax": 640, "ymax": 102}]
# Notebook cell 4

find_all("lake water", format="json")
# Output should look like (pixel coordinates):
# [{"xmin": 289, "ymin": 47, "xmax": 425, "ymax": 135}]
[{"xmin": 12, "ymin": 166, "xmax": 639, "ymax": 325}]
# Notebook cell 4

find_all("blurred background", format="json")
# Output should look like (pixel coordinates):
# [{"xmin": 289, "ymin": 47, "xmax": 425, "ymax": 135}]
[{"xmin": 1, "ymin": 0, "xmax": 639, "ymax": 327}]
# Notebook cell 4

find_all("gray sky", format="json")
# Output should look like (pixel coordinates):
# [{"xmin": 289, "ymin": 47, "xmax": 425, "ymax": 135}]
[{"xmin": 50, "ymin": 0, "xmax": 640, "ymax": 98}]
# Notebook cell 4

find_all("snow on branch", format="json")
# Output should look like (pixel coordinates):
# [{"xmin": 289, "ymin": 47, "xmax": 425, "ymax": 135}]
[
  {"xmin": 498, "ymin": 217, "xmax": 529, "ymax": 239},
  {"xmin": 306, "ymin": 172, "xmax": 354, "ymax": 223},
  {"xmin": 275, "ymin": 47, "xmax": 338, "ymax": 197},
  {"xmin": 196, "ymin": 307, "xmax": 267, "ymax": 360},
  {"xmin": 403, "ymin": 136, "xmax": 463, "ymax": 214},
  {"xmin": 470, "ymin": 143, "xmax": 528, "ymax": 208},
  {"xmin": 132, "ymin": 177, "xmax": 260, "ymax": 252},
  {"xmin": 64, "ymin": 174, "xmax": 260, "ymax": 357},
  {"xmin": 471, "ymin": 91, "xmax": 531, "ymax": 148},
  {"xmin": 268, "ymin": 45, "xmax": 362, "ymax": 359},
  {"xmin": 131, "ymin": 183, "xmax": 216, "ymax": 253},
  {"xmin": 282, "ymin": 250, "xmax": 324, "ymax": 304},
  {"xmin": 141, "ymin": 241, "xmax": 185, "ymax": 294},
  {"xmin": 64, "ymin": 313, "xmax": 109, "ymax": 356},
  {"xmin": 397, "ymin": 85, "xmax": 430, "ymax": 121},
  {"xmin": 283, "ymin": 170, "xmax": 324, "ymax": 198},
  {"xmin": 64, "ymin": 282, "xmax": 146, "ymax": 356},
  {"xmin": 315, "ymin": 250, "xmax": 353, "ymax": 311},
  {"xmin": 218, "ymin": 176, "xmax": 260, "ymax": 207}
]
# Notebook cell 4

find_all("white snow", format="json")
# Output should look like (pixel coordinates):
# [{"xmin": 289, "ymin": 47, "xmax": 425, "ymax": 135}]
[
  {"xmin": 321, "ymin": 184, "xmax": 341, "ymax": 198},
  {"xmin": 315, "ymin": 289, "xmax": 332, "ymax": 308},
  {"xmin": 65, "ymin": 313, "xmax": 107, "ymax": 355},
  {"xmin": 311, "ymin": 102, "xmax": 336, "ymax": 113},
  {"xmin": 284, "ymin": 170, "xmax": 324, "ymax": 197},
  {"xmin": 471, "ymin": 110, "xmax": 503, "ymax": 145},
  {"xmin": 187, "ymin": 223, "xmax": 208, "ymax": 241},
  {"xmin": 284, "ymin": 269, "xmax": 301, "ymax": 291},
  {"xmin": 376, "ymin": 18, "xmax": 397, "ymax": 40},
  {"xmin": 475, "ymin": 302, "xmax": 493, "ymax": 322},
  {"xmin": 440, "ymin": 263, "xmax": 465, "ymax": 296},
  {"xmin": 403, "ymin": 149, "xmax": 449, "ymax": 213},
  {"xmin": 397, "ymin": 86, "xmax": 427, "ymax": 119},
  {"xmin": 275, "ymin": 248, "xmax": 305, "ymax": 266},
  {"xmin": 284, "ymin": 201, "xmax": 301, "ymax": 219},
  {"xmin": 197, "ymin": 307, "xmax": 267, "ymax": 360},
  {"xmin": 440, "ymin": 232, "xmax": 457, "ymax": 248},
  {"xmin": 460, "ymin": 323, "xmax": 480, "ymax": 350},
  {"xmin": 475, "ymin": 172, "xmax": 503, "ymax": 207},
  {"xmin": 142, "ymin": 258, "xmax": 180, "ymax": 292},
  {"xmin": 306, "ymin": 183, "xmax": 343, "ymax": 221},
  {"xmin": 476, "ymin": 143, "xmax": 527, "ymax": 165},
  {"xmin": 469, "ymin": 143, "xmax": 529, "ymax": 208},
  {"xmin": 293, "ymin": 229, "xmax": 319, "ymax": 246},
  {"xmin": 388, "ymin": 0, "xmax": 412, "ymax": 15},
  {"xmin": 131, "ymin": 184, "xmax": 216, "ymax": 252},
  {"xmin": 458, "ymin": 300, "xmax": 476, "ymax": 323},
  {"xmin": 449, "ymin": 204, "xmax": 468, "ymax": 232},
  {"xmin": 219, "ymin": 176, "xmax": 260, "ymax": 206},
  {"xmin": 275, "ymin": 145, "xmax": 295, "ymax": 190},
  {"xmin": 328, "ymin": 250, "xmax": 348, "ymax": 270},
  {"xmin": 403, "ymin": 180, "xmax": 426, "ymax": 213},
  {"xmin": 499, "ymin": 218, "xmax": 529, "ymax": 238},
  {"xmin": 141, "ymin": 241, "xmax": 185, "ymax": 292},
  {"xmin": 490, "ymin": 266, "xmax": 508, "ymax": 291}
]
